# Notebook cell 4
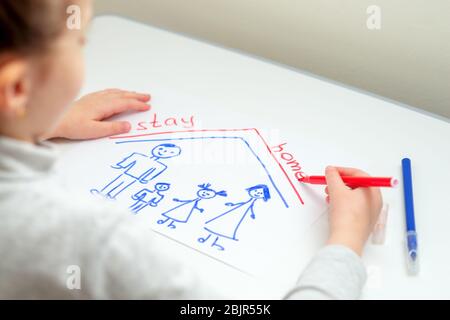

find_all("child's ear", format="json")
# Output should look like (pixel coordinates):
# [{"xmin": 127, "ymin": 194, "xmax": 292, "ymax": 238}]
[{"xmin": 0, "ymin": 57, "xmax": 31, "ymax": 118}]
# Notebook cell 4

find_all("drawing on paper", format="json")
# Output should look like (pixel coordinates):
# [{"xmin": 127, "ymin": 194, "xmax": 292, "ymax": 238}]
[
  {"xmin": 129, "ymin": 182, "xmax": 171, "ymax": 214},
  {"xmin": 198, "ymin": 184, "xmax": 271, "ymax": 251},
  {"xmin": 157, "ymin": 183, "xmax": 227, "ymax": 229},
  {"xmin": 85, "ymin": 127, "xmax": 309, "ymax": 271},
  {"xmin": 90, "ymin": 143, "xmax": 181, "ymax": 199}
]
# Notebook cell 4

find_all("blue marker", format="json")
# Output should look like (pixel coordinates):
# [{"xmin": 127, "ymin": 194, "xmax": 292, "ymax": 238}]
[{"xmin": 401, "ymin": 158, "xmax": 419, "ymax": 275}]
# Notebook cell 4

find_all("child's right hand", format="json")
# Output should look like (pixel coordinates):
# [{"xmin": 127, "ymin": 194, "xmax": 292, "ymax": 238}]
[{"xmin": 324, "ymin": 166, "xmax": 382, "ymax": 256}]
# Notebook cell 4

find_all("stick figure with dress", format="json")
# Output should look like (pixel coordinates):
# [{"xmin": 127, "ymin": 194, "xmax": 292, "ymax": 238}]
[
  {"xmin": 198, "ymin": 184, "xmax": 270, "ymax": 251},
  {"xmin": 157, "ymin": 183, "xmax": 227, "ymax": 229}
]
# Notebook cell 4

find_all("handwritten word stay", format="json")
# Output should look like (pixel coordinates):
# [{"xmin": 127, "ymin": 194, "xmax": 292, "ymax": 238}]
[{"xmin": 136, "ymin": 113, "xmax": 195, "ymax": 131}]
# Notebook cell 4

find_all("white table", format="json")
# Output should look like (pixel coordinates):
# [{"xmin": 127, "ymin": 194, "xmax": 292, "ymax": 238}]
[{"xmin": 78, "ymin": 15, "xmax": 450, "ymax": 299}]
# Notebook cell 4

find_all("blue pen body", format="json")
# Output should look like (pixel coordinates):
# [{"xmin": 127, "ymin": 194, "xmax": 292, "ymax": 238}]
[
  {"xmin": 402, "ymin": 158, "xmax": 419, "ymax": 273},
  {"xmin": 402, "ymin": 158, "xmax": 416, "ymax": 232}
]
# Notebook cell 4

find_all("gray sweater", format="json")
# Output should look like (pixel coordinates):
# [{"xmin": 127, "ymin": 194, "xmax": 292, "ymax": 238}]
[{"xmin": 0, "ymin": 137, "xmax": 366, "ymax": 299}]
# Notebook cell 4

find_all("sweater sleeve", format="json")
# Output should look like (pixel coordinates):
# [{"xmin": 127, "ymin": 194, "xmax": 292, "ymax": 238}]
[
  {"xmin": 81, "ymin": 202, "xmax": 365, "ymax": 300},
  {"xmin": 86, "ymin": 209, "xmax": 365, "ymax": 299},
  {"xmin": 83, "ymin": 209, "xmax": 217, "ymax": 299},
  {"xmin": 70, "ymin": 197, "xmax": 364, "ymax": 299},
  {"xmin": 284, "ymin": 245, "xmax": 367, "ymax": 300}
]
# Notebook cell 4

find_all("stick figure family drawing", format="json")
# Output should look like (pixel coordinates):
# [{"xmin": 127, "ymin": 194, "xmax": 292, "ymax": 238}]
[{"xmin": 90, "ymin": 143, "xmax": 271, "ymax": 251}]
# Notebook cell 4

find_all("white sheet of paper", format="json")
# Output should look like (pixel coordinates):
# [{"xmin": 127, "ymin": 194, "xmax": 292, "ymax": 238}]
[{"xmin": 54, "ymin": 107, "xmax": 329, "ymax": 297}]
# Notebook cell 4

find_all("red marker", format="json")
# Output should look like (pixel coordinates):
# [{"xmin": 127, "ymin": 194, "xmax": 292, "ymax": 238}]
[{"xmin": 300, "ymin": 175, "xmax": 398, "ymax": 188}]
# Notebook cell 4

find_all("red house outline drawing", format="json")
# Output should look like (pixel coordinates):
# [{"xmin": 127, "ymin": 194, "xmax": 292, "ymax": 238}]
[{"xmin": 111, "ymin": 128, "xmax": 304, "ymax": 205}]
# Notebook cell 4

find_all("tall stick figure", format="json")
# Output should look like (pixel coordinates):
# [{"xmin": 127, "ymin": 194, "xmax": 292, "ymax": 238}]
[
  {"xmin": 157, "ymin": 183, "xmax": 227, "ymax": 229},
  {"xmin": 198, "ymin": 184, "xmax": 270, "ymax": 251},
  {"xmin": 90, "ymin": 144, "xmax": 181, "ymax": 200}
]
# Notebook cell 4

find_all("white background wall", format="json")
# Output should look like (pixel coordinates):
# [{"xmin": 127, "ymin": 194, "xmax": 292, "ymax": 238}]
[{"xmin": 94, "ymin": 0, "xmax": 450, "ymax": 119}]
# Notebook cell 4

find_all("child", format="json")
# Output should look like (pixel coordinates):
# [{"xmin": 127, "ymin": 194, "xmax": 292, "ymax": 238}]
[{"xmin": 0, "ymin": 0, "xmax": 382, "ymax": 299}]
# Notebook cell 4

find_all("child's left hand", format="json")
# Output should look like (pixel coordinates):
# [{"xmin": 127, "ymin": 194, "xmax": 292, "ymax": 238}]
[{"xmin": 45, "ymin": 89, "xmax": 151, "ymax": 140}]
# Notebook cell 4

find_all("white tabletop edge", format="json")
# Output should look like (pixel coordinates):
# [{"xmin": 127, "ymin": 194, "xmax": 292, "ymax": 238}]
[{"xmin": 94, "ymin": 14, "xmax": 449, "ymax": 125}]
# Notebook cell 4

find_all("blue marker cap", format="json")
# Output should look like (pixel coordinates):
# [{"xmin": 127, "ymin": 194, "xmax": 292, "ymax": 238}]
[{"xmin": 406, "ymin": 230, "xmax": 419, "ymax": 274}]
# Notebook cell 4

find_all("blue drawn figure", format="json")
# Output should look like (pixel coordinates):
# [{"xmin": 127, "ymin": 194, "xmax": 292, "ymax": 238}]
[
  {"xmin": 157, "ymin": 183, "xmax": 227, "ymax": 229},
  {"xmin": 129, "ymin": 182, "xmax": 171, "ymax": 214},
  {"xmin": 198, "ymin": 184, "xmax": 271, "ymax": 251},
  {"xmin": 90, "ymin": 144, "xmax": 181, "ymax": 200}
]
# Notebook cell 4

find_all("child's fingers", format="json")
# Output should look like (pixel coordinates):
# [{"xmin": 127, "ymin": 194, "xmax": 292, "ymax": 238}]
[
  {"xmin": 334, "ymin": 166, "xmax": 370, "ymax": 177},
  {"xmin": 102, "ymin": 89, "xmax": 151, "ymax": 102},
  {"xmin": 101, "ymin": 99, "xmax": 151, "ymax": 118},
  {"xmin": 100, "ymin": 88, "xmax": 124, "ymax": 95},
  {"xmin": 122, "ymin": 91, "xmax": 151, "ymax": 102},
  {"xmin": 324, "ymin": 186, "xmax": 329, "ymax": 195},
  {"xmin": 325, "ymin": 166, "xmax": 346, "ymax": 196},
  {"xmin": 88, "ymin": 121, "xmax": 131, "ymax": 138}
]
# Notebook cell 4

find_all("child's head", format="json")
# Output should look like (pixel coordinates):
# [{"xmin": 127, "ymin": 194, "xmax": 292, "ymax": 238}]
[
  {"xmin": 155, "ymin": 183, "xmax": 170, "ymax": 192},
  {"xmin": 0, "ymin": 0, "xmax": 92, "ymax": 142},
  {"xmin": 246, "ymin": 184, "xmax": 271, "ymax": 201},
  {"xmin": 151, "ymin": 144, "xmax": 182, "ymax": 159},
  {"xmin": 196, "ymin": 183, "xmax": 227, "ymax": 199}
]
